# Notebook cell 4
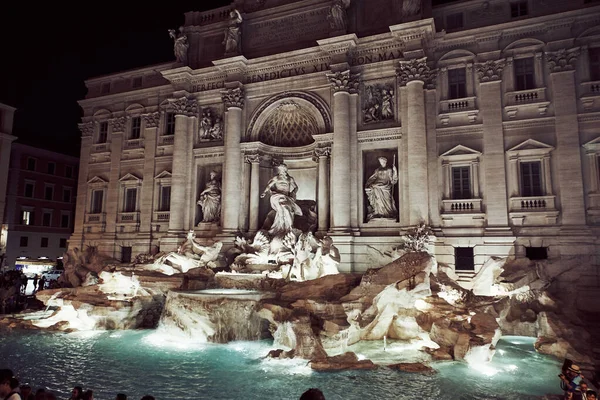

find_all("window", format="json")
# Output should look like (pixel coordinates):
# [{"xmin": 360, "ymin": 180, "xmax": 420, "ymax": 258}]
[
  {"xmin": 42, "ymin": 212, "xmax": 52, "ymax": 227},
  {"xmin": 165, "ymin": 113, "xmax": 176, "ymax": 135},
  {"xmin": 446, "ymin": 13, "xmax": 463, "ymax": 31},
  {"xmin": 131, "ymin": 116, "xmax": 141, "ymax": 139},
  {"xmin": 27, "ymin": 157, "xmax": 36, "ymax": 171},
  {"xmin": 526, "ymin": 247, "xmax": 548, "ymax": 260},
  {"xmin": 44, "ymin": 185, "xmax": 54, "ymax": 201},
  {"xmin": 21, "ymin": 210, "xmax": 32, "ymax": 225},
  {"xmin": 590, "ymin": 48, "xmax": 600, "ymax": 82},
  {"xmin": 520, "ymin": 161, "xmax": 543, "ymax": 197},
  {"xmin": 455, "ymin": 247, "xmax": 474, "ymax": 271},
  {"xmin": 121, "ymin": 247, "xmax": 132, "ymax": 263},
  {"xmin": 124, "ymin": 188, "xmax": 137, "ymax": 212},
  {"xmin": 159, "ymin": 185, "xmax": 171, "ymax": 211},
  {"xmin": 132, "ymin": 76, "xmax": 143, "ymax": 88},
  {"xmin": 91, "ymin": 189, "xmax": 104, "ymax": 214},
  {"xmin": 61, "ymin": 213, "xmax": 70, "ymax": 228},
  {"xmin": 452, "ymin": 167, "xmax": 471, "ymax": 199},
  {"xmin": 41, "ymin": 237, "xmax": 49, "ymax": 248},
  {"xmin": 63, "ymin": 188, "xmax": 72, "ymax": 203},
  {"xmin": 511, "ymin": 1, "xmax": 528, "ymax": 18},
  {"xmin": 448, "ymin": 68, "xmax": 466, "ymax": 100},
  {"xmin": 59, "ymin": 238, "xmax": 67, "ymax": 248},
  {"xmin": 20, "ymin": 236, "xmax": 28, "ymax": 247},
  {"xmin": 98, "ymin": 122, "xmax": 108, "ymax": 144},
  {"xmin": 47, "ymin": 162, "xmax": 56, "ymax": 175},
  {"xmin": 514, "ymin": 58, "xmax": 535, "ymax": 91},
  {"xmin": 24, "ymin": 182, "xmax": 34, "ymax": 198},
  {"xmin": 101, "ymin": 83, "xmax": 111, "ymax": 94},
  {"xmin": 65, "ymin": 165, "xmax": 73, "ymax": 178}
]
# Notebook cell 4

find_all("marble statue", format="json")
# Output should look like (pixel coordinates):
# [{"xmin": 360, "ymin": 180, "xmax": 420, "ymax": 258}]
[
  {"xmin": 198, "ymin": 109, "xmax": 214, "ymax": 140},
  {"xmin": 402, "ymin": 0, "xmax": 422, "ymax": 18},
  {"xmin": 209, "ymin": 116, "xmax": 223, "ymax": 140},
  {"xmin": 168, "ymin": 27, "xmax": 189, "ymax": 64},
  {"xmin": 280, "ymin": 233, "xmax": 340, "ymax": 281},
  {"xmin": 223, "ymin": 9, "xmax": 243, "ymax": 55},
  {"xmin": 198, "ymin": 171, "xmax": 222, "ymax": 223},
  {"xmin": 328, "ymin": 0, "xmax": 351, "ymax": 31},
  {"xmin": 363, "ymin": 84, "xmax": 395, "ymax": 123},
  {"xmin": 260, "ymin": 163, "xmax": 302, "ymax": 237},
  {"xmin": 365, "ymin": 156, "xmax": 398, "ymax": 221}
]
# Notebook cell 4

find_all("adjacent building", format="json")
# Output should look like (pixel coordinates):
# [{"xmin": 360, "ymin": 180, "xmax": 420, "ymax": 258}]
[
  {"xmin": 3, "ymin": 143, "xmax": 79, "ymax": 274},
  {"xmin": 0, "ymin": 103, "xmax": 17, "ymax": 270},
  {"xmin": 72, "ymin": 0, "xmax": 600, "ymax": 281}
]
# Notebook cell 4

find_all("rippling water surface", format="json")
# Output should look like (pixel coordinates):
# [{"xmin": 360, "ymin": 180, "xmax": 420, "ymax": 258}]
[{"xmin": 0, "ymin": 332, "xmax": 563, "ymax": 400}]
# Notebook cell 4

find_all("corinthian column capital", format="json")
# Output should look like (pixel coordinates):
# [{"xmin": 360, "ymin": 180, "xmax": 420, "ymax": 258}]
[
  {"xmin": 396, "ymin": 57, "xmax": 436, "ymax": 88},
  {"xmin": 475, "ymin": 59, "xmax": 505, "ymax": 82},
  {"xmin": 546, "ymin": 48, "xmax": 580, "ymax": 73},
  {"xmin": 171, "ymin": 97, "xmax": 199, "ymax": 116},
  {"xmin": 326, "ymin": 70, "xmax": 360, "ymax": 93},
  {"xmin": 78, "ymin": 122, "xmax": 94, "ymax": 137},
  {"xmin": 142, "ymin": 112, "xmax": 160, "ymax": 128},
  {"xmin": 221, "ymin": 87, "xmax": 245, "ymax": 109},
  {"xmin": 108, "ymin": 117, "xmax": 126, "ymax": 132}
]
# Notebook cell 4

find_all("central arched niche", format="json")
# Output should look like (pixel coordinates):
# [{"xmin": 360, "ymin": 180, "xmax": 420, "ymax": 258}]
[{"xmin": 247, "ymin": 91, "xmax": 332, "ymax": 147}]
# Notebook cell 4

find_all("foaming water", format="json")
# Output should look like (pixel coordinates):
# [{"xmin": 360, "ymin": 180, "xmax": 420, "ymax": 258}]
[{"xmin": 0, "ymin": 332, "xmax": 563, "ymax": 400}]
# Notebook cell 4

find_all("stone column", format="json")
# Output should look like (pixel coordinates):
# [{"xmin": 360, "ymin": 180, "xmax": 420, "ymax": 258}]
[
  {"xmin": 587, "ymin": 152, "xmax": 599, "ymax": 193},
  {"xmin": 475, "ymin": 59, "xmax": 510, "ymax": 227},
  {"xmin": 105, "ymin": 117, "xmax": 126, "ymax": 241},
  {"xmin": 547, "ymin": 48, "xmax": 586, "ymax": 226},
  {"xmin": 399, "ymin": 86, "xmax": 409, "ymax": 225},
  {"xmin": 70, "ymin": 123, "xmax": 93, "ymax": 249},
  {"xmin": 397, "ymin": 58, "xmax": 432, "ymax": 225},
  {"xmin": 139, "ymin": 112, "xmax": 159, "ymax": 241},
  {"xmin": 221, "ymin": 86, "xmax": 245, "ymax": 233},
  {"xmin": 246, "ymin": 154, "xmax": 261, "ymax": 232},
  {"xmin": 168, "ymin": 97, "xmax": 197, "ymax": 234},
  {"xmin": 349, "ymin": 88, "xmax": 359, "ymax": 231},
  {"xmin": 326, "ymin": 70, "xmax": 359, "ymax": 232},
  {"xmin": 314, "ymin": 147, "xmax": 331, "ymax": 233}
]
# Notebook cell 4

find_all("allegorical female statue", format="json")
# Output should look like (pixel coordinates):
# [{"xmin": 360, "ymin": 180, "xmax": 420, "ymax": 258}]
[
  {"xmin": 327, "ymin": 0, "xmax": 351, "ymax": 31},
  {"xmin": 198, "ymin": 171, "xmax": 221, "ymax": 223},
  {"xmin": 168, "ymin": 27, "xmax": 189, "ymax": 64},
  {"xmin": 260, "ymin": 163, "xmax": 303, "ymax": 237},
  {"xmin": 223, "ymin": 9, "xmax": 243, "ymax": 55},
  {"xmin": 365, "ymin": 156, "xmax": 398, "ymax": 221}
]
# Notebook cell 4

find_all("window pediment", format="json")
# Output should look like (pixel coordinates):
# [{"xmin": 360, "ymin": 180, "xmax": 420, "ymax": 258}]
[
  {"xmin": 583, "ymin": 136, "xmax": 600, "ymax": 152},
  {"xmin": 119, "ymin": 173, "xmax": 143, "ymax": 186},
  {"xmin": 440, "ymin": 144, "xmax": 481, "ymax": 162},
  {"xmin": 87, "ymin": 176, "xmax": 108, "ymax": 187},
  {"xmin": 508, "ymin": 139, "xmax": 554, "ymax": 157},
  {"xmin": 438, "ymin": 49, "xmax": 476, "ymax": 67},
  {"xmin": 154, "ymin": 170, "xmax": 172, "ymax": 180}
]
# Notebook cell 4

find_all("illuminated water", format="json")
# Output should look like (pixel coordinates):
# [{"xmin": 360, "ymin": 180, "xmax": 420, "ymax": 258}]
[{"xmin": 0, "ymin": 332, "xmax": 562, "ymax": 400}]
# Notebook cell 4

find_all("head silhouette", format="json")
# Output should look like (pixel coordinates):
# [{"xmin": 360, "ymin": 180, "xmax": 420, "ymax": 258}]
[{"xmin": 300, "ymin": 388, "xmax": 325, "ymax": 400}]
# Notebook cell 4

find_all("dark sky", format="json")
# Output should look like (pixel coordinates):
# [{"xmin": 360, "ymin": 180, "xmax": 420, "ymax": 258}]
[
  {"xmin": 0, "ymin": 1, "xmax": 454, "ymax": 158},
  {"xmin": 0, "ymin": 1, "xmax": 230, "ymax": 157}
]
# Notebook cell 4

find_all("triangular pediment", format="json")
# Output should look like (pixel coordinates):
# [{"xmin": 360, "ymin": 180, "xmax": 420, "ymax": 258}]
[
  {"xmin": 87, "ymin": 176, "xmax": 108, "ymax": 185},
  {"xmin": 154, "ymin": 170, "xmax": 172, "ymax": 180},
  {"xmin": 119, "ymin": 173, "xmax": 142, "ymax": 182},
  {"xmin": 441, "ymin": 144, "xmax": 481, "ymax": 157},
  {"xmin": 508, "ymin": 139, "xmax": 554, "ymax": 152},
  {"xmin": 583, "ymin": 136, "xmax": 600, "ymax": 151}
]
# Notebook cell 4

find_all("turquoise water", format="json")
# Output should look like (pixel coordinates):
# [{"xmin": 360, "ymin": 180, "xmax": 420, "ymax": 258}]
[{"xmin": 0, "ymin": 331, "xmax": 563, "ymax": 400}]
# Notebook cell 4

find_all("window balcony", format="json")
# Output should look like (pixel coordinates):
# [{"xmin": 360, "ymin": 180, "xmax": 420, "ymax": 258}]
[
  {"xmin": 440, "ymin": 198, "xmax": 485, "ymax": 227},
  {"xmin": 158, "ymin": 135, "xmax": 174, "ymax": 146},
  {"xmin": 439, "ymin": 96, "xmax": 477, "ymax": 113},
  {"xmin": 85, "ymin": 213, "xmax": 106, "ymax": 224},
  {"xmin": 125, "ymin": 138, "xmax": 144, "ymax": 149},
  {"xmin": 505, "ymin": 87, "xmax": 547, "ymax": 106},
  {"xmin": 580, "ymin": 81, "xmax": 600, "ymax": 112},
  {"xmin": 119, "ymin": 211, "xmax": 140, "ymax": 223},
  {"xmin": 153, "ymin": 211, "xmax": 171, "ymax": 222},
  {"xmin": 509, "ymin": 195, "xmax": 559, "ymax": 225},
  {"xmin": 442, "ymin": 198, "xmax": 483, "ymax": 213},
  {"xmin": 91, "ymin": 143, "xmax": 110, "ymax": 153}
]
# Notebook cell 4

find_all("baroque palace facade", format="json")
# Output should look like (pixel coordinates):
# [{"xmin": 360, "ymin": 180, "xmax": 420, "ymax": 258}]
[{"xmin": 73, "ymin": 0, "xmax": 600, "ymax": 276}]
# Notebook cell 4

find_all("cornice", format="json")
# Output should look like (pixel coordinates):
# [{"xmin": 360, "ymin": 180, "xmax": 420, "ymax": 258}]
[
  {"xmin": 502, "ymin": 117, "xmax": 556, "ymax": 130},
  {"xmin": 357, "ymin": 127, "xmax": 402, "ymax": 143},
  {"xmin": 578, "ymin": 112, "xmax": 600, "ymax": 123},
  {"xmin": 435, "ymin": 125, "xmax": 483, "ymax": 136}
]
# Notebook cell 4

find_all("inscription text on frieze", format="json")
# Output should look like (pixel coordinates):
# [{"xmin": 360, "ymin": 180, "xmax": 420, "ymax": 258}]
[
  {"xmin": 191, "ymin": 81, "xmax": 225, "ymax": 92},
  {"xmin": 246, "ymin": 8, "xmax": 330, "ymax": 49}
]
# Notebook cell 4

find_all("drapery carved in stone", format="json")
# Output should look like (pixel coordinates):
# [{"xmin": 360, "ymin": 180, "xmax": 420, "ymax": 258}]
[
  {"xmin": 475, "ymin": 59, "xmax": 505, "ymax": 82},
  {"xmin": 78, "ymin": 122, "xmax": 94, "ymax": 137},
  {"xmin": 109, "ymin": 117, "xmax": 126, "ymax": 132},
  {"xmin": 396, "ymin": 57, "xmax": 436, "ymax": 88},
  {"xmin": 546, "ymin": 48, "xmax": 579, "ymax": 73},
  {"xmin": 244, "ymin": 153, "xmax": 261, "ymax": 164},
  {"xmin": 172, "ymin": 97, "xmax": 199, "ymax": 116},
  {"xmin": 326, "ymin": 70, "xmax": 360, "ymax": 93},
  {"xmin": 142, "ymin": 112, "xmax": 160, "ymax": 128},
  {"xmin": 221, "ymin": 87, "xmax": 245, "ymax": 109},
  {"xmin": 363, "ymin": 83, "xmax": 395, "ymax": 123}
]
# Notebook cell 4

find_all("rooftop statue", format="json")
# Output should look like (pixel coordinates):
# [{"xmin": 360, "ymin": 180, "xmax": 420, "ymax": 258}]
[
  {"xmin": 223, "ymin": 9, "xmax": 243, "ymax": 55},
  {"xmin": 168, "ymin": 26, "xmax": 189, "ymax": 64},
  {"xmin": 402, "ymin": 0, "xmax": 422, "ymax": 18},
  {"xmin": 328, "ymin": 0, "xmax": 351, "ymax": 31}
]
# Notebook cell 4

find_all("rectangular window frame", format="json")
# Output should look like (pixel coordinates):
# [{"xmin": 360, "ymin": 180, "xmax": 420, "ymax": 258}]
[
  {"xmin": 91, "ymin": 189, "xmax": 104, "ymax": 214},
  {"xmin": 124, "ymin": 187, "xmax": 138, "ymax": 213},
  {"xmin": 98, "ymin": 122, "xmax": 108, "ymax": 144},
  {"xmin": 165, "ymin": 113, "xmax": 176, "ymax": 136},
  {"xmin": 520, "ymin": 161, "xmax": 543, "ymax": 197},
  {"xmin": 448, "ymin": 67, "xmax": 467, "ymax": 100},
  {"xmin": 159, "ymin": 185, "xmax": 172, "ymax": 212},
  {"xmin": 130, "ymin": 116, "xmax": 142, "ymax": 139},
  {"xmin": 514, "ymin": 57, "xmax": 535, "ymax": 91},
  {"xmin": 451, "ymin": 166, "xmax": 471, "ymax": 200}
]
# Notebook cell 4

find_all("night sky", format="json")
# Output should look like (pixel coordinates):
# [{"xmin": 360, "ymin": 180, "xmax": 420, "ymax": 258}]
[{"xmin": 0, "ymin": 1, "xmax": 453, "ymax": 158}]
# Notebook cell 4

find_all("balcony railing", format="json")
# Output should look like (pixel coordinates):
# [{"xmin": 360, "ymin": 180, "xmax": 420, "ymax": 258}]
[
  {"xmin": 158, "ymin": 135, "xmax": 175, "ymax": 146},
  {"xmin": 439, "ymin": 96, "xmax": 477, "ymax": 113},
  {"xmin": 442, "ymin": 198, "xmax": 483, "ymax": 213},
  {"xmin": 125, "ymin": 138, "xmax": 144, "ymax": 149},
  {"xmin": 119, "ymin": 211, "xmax": 140, "ymax": 223},
  {"xmin": 91, "ymin": 143, "xmax": 109, "ymax": 153},
  {"xmin": 505, "ymin": 87, "xmax": 547, "ymax": 106},
  {"xmin": 153, "ymin": 211, "xmax": 171, "ymax": 222},
  {"xmin": 85, "ymin": 213, "xmax": 106, "ymax": 224},
  {"xmin": 510, "ymin": 195, "xmax": 556, "ymax": 211},
  {"xmin": 581, "ymin": 80, "xmax": 600, "ymax": 96}
]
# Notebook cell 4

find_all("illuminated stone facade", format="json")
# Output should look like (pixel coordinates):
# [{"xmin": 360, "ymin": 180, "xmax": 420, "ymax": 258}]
[{"xmin": 73, "ymin": 0, "xmax": 600, "ymax": 283}]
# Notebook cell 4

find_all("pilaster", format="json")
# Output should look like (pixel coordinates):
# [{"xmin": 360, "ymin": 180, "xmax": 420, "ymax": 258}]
[
  {"xmin": 139, "ymin": 112, "xmax": 159, "ymax": 240},
  {"xmin": 314, "ymin": 147, "xmax": 331, "ymax": 233},
  {"xmin": 105, "ymin": 117, "xmax": 126, "ymax": 240},
  {"xmin": 246, "ymin": 154, "xmax": 261, "ymax": 233},
  {"xmin": 71, "ymin": 123, "xmax": 94, "ymax": 249}
]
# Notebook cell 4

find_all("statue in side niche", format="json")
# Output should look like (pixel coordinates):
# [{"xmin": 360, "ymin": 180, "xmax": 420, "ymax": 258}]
[
  {"xmin": 365, "ymin": 156, "xmax": 398, "ymax": 221},
  {"xmin": 328, "ymin": 0, "xmax": 351, "ymax": 31},
  {"xmin": 260, "ymin": 163, "xmax": 302, "ymax": 237},
  {"xmin": 198, "ymin": 109, "xmax": 214, "ymax": 140},
  {"xmin": 223, "ymin": 9, "xmax": 243, "ymax": 55},
  {"xmin": 168, "ymin": 27, "xmax": 189, "ymax": 64},
  {"xmin": 198, "ymin": 170, "xmax": 222, "ymax": 223}
]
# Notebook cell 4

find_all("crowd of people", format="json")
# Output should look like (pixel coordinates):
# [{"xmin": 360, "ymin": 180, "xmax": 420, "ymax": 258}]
[{"xmin": 559, "ymin": 362, "xmax": 598, "ymax": 400}]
